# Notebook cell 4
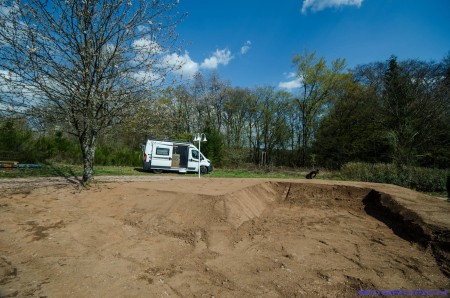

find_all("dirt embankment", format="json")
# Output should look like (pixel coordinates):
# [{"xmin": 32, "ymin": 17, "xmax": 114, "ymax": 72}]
[{"xmin": 0, "ymin": 177, "xmax": 449, "ymax": 297}]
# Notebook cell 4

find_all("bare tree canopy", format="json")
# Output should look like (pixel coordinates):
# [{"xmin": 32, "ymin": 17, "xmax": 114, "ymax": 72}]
[{"xmin": 0, "ymin": 0, "xmax": 184, "ymax": 182}]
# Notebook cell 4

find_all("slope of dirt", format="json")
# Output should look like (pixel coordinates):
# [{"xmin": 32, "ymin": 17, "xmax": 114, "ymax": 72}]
[{"xmin": 0, "ymin": 177, "xmax": 449, "ymax": 297}]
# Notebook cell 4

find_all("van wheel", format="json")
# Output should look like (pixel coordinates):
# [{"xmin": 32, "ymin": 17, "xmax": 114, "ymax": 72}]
[
  {"xmin": 153, "ymin": 169, "xmax": 163, "ymax": 174},
  {"xmin": 200, "ymin": 166, "xmax": 208, "ymax": 174}
]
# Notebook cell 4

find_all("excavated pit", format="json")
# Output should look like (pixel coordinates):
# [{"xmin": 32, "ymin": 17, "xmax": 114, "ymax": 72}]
[
  {"xmin": 276, "ymin": 182, "xmax": 450, "ymax": 279},
  {"xmin": 0, "ymin": 179, "xmax": 449, "ymax": 297}
]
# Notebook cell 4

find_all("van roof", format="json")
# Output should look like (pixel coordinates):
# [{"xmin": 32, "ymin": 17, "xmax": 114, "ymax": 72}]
[{"xmin": 146, "ymin": 139, "xmax": 193, "ymax": 146}]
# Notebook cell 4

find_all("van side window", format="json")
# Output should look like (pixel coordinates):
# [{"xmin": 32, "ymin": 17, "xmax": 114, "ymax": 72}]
[
  {"xmin": 156, "ymin": 147, "xmax": 170, "ymax": 156},
  {"xmin": 192, "ymin": 150, "xmax": 199, "ymax": 159}
]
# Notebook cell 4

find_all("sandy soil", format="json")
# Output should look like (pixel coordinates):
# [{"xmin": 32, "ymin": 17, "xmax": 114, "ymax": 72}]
[{"xmin": 0, "ymin": 176, "xmax": 449, "ymax": 297}]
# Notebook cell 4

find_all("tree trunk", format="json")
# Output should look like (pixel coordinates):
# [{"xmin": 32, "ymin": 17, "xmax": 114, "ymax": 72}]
[
  {"xmin": 301, "ymin": 119, "xmax": 308, "ymax": 167},
  {"xmin": 80, "ymin": 134, "xmax": 97, "ymax": 184}
]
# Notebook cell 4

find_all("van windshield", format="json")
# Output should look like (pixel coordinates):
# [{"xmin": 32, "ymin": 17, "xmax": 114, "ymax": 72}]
[{"xmin": 191, "ymin": 150, "xmax": 205, "ymax": 161}]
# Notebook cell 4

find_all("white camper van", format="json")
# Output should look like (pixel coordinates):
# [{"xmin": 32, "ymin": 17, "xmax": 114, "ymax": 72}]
[{"xmin": 142, "ymin": 140, "xmax": 213, "ymax": 174}]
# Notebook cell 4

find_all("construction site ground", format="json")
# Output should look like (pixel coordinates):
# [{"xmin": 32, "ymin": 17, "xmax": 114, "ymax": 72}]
[{"xmin": 0, "ymin": 176, "xmax": 449, "ymax": 297}]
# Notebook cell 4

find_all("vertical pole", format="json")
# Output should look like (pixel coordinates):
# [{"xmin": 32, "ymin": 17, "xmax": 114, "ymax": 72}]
[{"xmin": 198, "ymin": 139, "xmax": 201, "ymax": 179}]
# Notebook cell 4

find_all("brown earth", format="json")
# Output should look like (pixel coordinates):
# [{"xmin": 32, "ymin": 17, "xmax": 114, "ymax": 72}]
[{"xmin": 0, "ymin": 176, "xmax": 449, "ymax": 297}]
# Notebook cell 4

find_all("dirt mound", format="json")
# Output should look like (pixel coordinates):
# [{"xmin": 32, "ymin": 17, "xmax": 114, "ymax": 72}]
[{"xmin": 0, "ymin": 178, "xmax": 449, "ymax": 297}]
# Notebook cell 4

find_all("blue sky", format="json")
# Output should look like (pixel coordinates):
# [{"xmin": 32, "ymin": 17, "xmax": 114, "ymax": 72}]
[{"xmin": 173, "ymin": 0, "xmax": 450, "ymax": 90}]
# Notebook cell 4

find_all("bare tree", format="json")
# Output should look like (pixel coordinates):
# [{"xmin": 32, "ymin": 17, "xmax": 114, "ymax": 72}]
[
  {"xmin": 0, "ymin": 0, "xmax": 183, "ymax": 183},
  {"xmin": 223, "ymin": 87, "xmax": 251, "ymax": 149},
  {"xmin": 207, "ymin": 71, "xmax": 228, "ymax": 132}
]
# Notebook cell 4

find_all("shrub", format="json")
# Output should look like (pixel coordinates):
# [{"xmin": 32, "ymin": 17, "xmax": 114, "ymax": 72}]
[
  {"xmin": 95, "ymin": 145, "xmax": 141, "ymax": 167},
  {"xmin": 341, "ymin": 162, "xmax": 449, "ymax": 192}
]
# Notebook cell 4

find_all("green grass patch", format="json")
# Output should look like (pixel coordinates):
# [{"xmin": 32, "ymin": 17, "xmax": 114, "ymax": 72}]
[
  {"xmin": 209, "ymin": 166, "xmax": 338, "ymax": 180},
  {"xmin": 0, "ymin": 163, "xmax": 337, "ymax": 180},
  {"xmin": 209, "ymin": 168, "xmax": 302, "ymax": 179},
  {"xmin": 93, "ymin": 165, "xmax": 148, "ymax": 176},
  {"xmin": 0, "ymin": 163, "xmax": 149, "ymax": 179},
  {"xmin": 0, "ymin": 164, "xmax": 76, "ymax": 178}
]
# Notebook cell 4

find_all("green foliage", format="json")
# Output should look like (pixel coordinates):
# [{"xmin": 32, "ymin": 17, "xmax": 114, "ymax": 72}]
[
  {"xmin": 221, "ymin": 148, "xmax": 249, "ymax": 167},
  {"xmin": 341, "ymin": 162, "xmax": 449, "ymax": 192},
  {"xmin": 174, "ymin": 132, "xmax": 193, "ymax": 143},
  {"xmin": 314, "ymin": 83, "xmax": 390, "ymax": 169},
  {"xmin": 316, "ymin": 55, "xmax": 450, "ymax": 170},
  {"xmin": 0, "ymin": 118, "xmax": 34, "ymax": 162},
  {"xmin": 95, "ymin": 145, "xmax": 142, "ymax": 167},
  {"xmin": 201, "ymin": 128, "xmax": 225, "ymax": 166},
  {"xmin": 0, "ymin": 117, "xmax": 141, "ymax": 167},
  {"xmin": 292, "ymin": 50, "xmax": 347, "ymax": 166},
  {"xmin": 380, "ymin": 56, "xmax": 450, "ymax": 168},
  {"xmin": 26, "ymin": 133, "xmax": 81, "ymax": 164},
  {"xmin": 382, "ymin": 56, "xmax": 418, "ymax": 166}
]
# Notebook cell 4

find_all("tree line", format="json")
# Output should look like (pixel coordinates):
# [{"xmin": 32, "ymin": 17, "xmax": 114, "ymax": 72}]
[
  {"xmin": 1, "ymin": 52, "xmax": 449, "ymax": 173},
  {"xmin": 1, "ymin": 51, "xmax": 449, "ymax": 173},
  {"xmin": 112, "ymin": 52, "xmax": 449, "ymax": 170}
]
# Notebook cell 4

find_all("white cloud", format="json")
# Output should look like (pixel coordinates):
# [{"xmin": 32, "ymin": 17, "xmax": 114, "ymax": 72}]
[
  {"xmin": 162, "ymin": 51, "xmax": 199, "ymax": 78},
  {"xmin": 200, "ymin": 48, "xmax": 233, "ymax": 69},
  {"xmin": 301, "ymin": 0, "xmax": 363, "ymax": 14},
  {"xmin": 285, "ymin": 72, "xmax": 297, "ymax": 79},
  {"xmin": 160, "ymin": 47, "xmax": 235, "ymax": 80},
  {"xmin": 279, "ymin": 73, "xmax": 303, "ymax": 90},
  {"xmin": 132, "ymin": 37, "xmax": 162, "ymax": 55},
  {"xmin": 240, "ymin": 41, "xmax": 252, "ymax": 55},
  {"xmin": 278, "ymin": 78, "xmax": 302, "ymax": 90}
]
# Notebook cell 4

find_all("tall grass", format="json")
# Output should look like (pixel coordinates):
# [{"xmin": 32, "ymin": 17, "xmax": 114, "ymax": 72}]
[{"xmin": 341, "ymin": 162, "xmax": 449, "ymax": 192}]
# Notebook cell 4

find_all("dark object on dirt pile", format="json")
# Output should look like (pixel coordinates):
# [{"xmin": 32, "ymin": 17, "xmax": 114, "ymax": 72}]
[{"xmin": 306, "ymin": 169, "xmax": 319, "ymax": 179}]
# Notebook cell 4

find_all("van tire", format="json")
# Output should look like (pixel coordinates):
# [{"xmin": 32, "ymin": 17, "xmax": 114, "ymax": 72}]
[
  {"xmin": 200, "ymin": 166, "xmax": 208, "ymax": 174},
  {"xmin": 152, "ymin": 169, "xmax": 163, "ymax": 174}
]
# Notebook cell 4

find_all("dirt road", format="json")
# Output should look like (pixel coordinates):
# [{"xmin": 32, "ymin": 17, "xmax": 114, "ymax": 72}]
[{"xmin": 0, "ymin": 177, "xmax": 449, "ymax": 297}]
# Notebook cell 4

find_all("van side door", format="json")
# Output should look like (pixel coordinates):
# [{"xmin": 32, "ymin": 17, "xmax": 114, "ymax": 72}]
[
  {"xmin": 174, "ymin": 145, "xmax": 189, "ymax": 169},
  {"xmin": 151, "ymin": 144, "xmax": 172, "ymax": 169}
]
